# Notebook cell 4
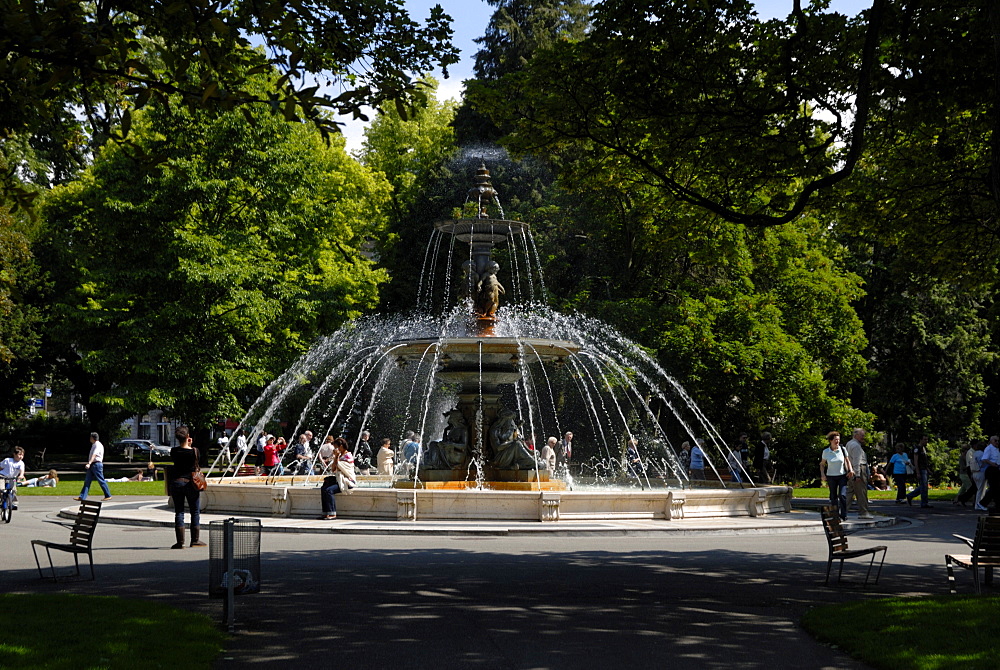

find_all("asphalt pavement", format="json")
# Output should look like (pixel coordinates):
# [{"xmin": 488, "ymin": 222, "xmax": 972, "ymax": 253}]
[{"xmin": 1, "ymin": 496, "xmax": 991, "ymax": 670}]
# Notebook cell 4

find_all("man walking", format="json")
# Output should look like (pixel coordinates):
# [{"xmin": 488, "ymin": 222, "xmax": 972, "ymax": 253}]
[
  {"xmin": 75, "ymin": 432, "xmax": 112, "ymax": 501},
  {"xmin": 978, "ymin": 435, "xmax": 1000, "ymax": 510},
  {"xmin": 844, "ymin": 428, "xmax": 873, "ymax": 519},
  {"xmin": 755, "ymin": 432, "xmax": 773, "ymax": 483}
]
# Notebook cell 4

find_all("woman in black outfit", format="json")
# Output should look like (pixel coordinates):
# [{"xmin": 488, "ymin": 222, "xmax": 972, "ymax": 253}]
[{"xmin": 169, "ymin": 426, "xmax": 207, "ymax": 548}]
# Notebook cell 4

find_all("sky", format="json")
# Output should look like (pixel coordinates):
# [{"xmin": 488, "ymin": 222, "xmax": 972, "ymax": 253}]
[{"xmin": 339, "ymin": 0, "xmax": 874, "ymax": 152}]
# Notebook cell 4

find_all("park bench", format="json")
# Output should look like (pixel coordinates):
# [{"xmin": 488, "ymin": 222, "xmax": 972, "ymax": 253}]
[
  {"xmin": 946, "ymin": 514, "xmax": 1000, "ymax": 594},
  {"xmin": 821, "ymin": 506, "xmax": 887, "ymax": 586},
  {"xmin": 31, "ymin": 499, "xmax": 102, "ymax": 580}
]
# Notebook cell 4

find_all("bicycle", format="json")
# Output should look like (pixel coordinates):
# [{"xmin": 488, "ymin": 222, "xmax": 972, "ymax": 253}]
[
  {"xmin": 1, "ymin": 477, "xmax": 16, "ymax": 523},
  {"xmin": 27, "ymin": 447, "xmax": 47, "ymax": 471}
]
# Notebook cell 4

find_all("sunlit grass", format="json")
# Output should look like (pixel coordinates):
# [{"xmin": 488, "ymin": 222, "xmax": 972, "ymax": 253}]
[
  {"xmin": 16, "ymin": 480, "xmax": 167, "ymax": 496},
  {"xmin": 794, "ymin": 487, "xmax": 958, "ymax": 501},
  {"xmin": 0, "ymin": 594, "xmax": 226, "ymax": 669},
  {"xmin": 802, "ymin": 596, "xmax": 1000, "ymax": 670}
]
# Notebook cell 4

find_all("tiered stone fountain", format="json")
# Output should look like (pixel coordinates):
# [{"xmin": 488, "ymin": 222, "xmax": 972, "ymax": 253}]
[{"xmin": 204, "ymin": 165, "xmax": 792, "ymax": 522}]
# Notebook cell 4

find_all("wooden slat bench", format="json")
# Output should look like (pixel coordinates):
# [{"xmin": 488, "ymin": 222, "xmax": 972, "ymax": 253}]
[
  {"xmin": 31, "ymin": 499, "xmax": 102, "ymax": 580},
  {"xmin": 946, "ymin": 515, "xmax": 1000, "ymax": 594},
  {"xmin": 821, "ymin": 506, "xmax": 887, "ymax": 586}
]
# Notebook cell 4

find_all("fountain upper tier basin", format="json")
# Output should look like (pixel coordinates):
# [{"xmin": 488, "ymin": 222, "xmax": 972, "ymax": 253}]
[
  {"xmin": 391, "ymin": 336, "xmax": 581, "ymax": 362},
  {"xmin": 435, "ymin": 218, "xmax": 530, "ymax": 244}
]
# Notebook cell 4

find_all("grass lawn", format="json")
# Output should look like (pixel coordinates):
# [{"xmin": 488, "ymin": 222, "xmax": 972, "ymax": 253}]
[
  {"xmin": 793, "ymin": 486, "xmax": 959, "ymax": 501},
  {"xmin": 16, "ymin": 480, "xmax": 166, "ymax": 497},
  {"xmin": 0, "ymin": 594, "xmax": 226, "ymax": 670},
  {"xmin": 802, "ymin": 595, "xmax": 1000, "ymax": 670}
]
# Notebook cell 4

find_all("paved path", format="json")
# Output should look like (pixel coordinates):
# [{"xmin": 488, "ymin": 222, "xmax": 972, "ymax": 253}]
[{"xmin": 1, "ymin": 496, "xmax": 989, "ymax": 669}]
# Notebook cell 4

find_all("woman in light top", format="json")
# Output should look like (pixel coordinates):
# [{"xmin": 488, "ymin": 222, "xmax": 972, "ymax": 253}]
[
  {"xmin": 820, "ymin": 431, "xmax": 853, "ymax": 521},
  {"xmin": 24, "ymin": 468, "xmax": 59, "ymax": 487},
  {"xmin": 319, "ymin": 437, "xmax": 356, "ymax": 520}
]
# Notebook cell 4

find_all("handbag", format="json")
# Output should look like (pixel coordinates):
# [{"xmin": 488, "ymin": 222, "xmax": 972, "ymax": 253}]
[
  {"xmin": 191, "ymin": 447, "xmax": 207, "ymax": 490},
  {"xmin": 904, "ymin": 461, "xmax": 915, "ymax": 476},
  {"xmin": 192, "ymin": 471, "xmax": 208, "ymax": 491}
]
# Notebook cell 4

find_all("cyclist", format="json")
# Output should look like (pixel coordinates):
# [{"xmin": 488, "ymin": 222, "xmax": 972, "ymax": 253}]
[{"xmin": 1, "ymin": 446, "xmax": 28, "ymax": 510}]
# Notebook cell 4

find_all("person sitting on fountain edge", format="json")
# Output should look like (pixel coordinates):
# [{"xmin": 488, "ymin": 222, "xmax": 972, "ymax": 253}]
[
  {"xmin": 319, "ymin": 438, "xmax": 356, "ymax": 520},
  {"xmin": 402, "ymin": 432, "xmax": 421, "ymax": 476}
]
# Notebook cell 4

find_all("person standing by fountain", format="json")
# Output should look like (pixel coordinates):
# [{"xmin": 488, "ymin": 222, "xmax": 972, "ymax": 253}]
[
  {"xmin": 291, "ymin": 433, "xmax": 313, "ymax": 475},
  {"xmin": 820, "ymin": 431, "xmax": 853, "ymax": 521},
  {"xmin": 755, "ymin": 432, "xmax": 774, "ymax": 483},
  {"xmin": 377, "ymin": 438, "xmax": 395, "ymax": 475},
  {"xmin": 556, "ymin": 431, "xmax": 573, "ymax": 476},
  {"xmin": 402, "ymin": 431, "xmax": 421, "ymax": 476},
  {"xmin": 319, "ymin": 437, "xmax": 356, "ymax": 520},
  {"xmin": 168, "ymin": 426, "xmax": 207, "ymax": 548},
  {"xmin": 355, "ymin": 431, "xmax": 374, "ymax": 475},
  {"xmin": 688, "ymin": 439, "xmax": 705, "ymax": 481},
  {"xmin": 726, "ymin": 444, "xmax": 743, "ymax": 484},
  {"xmin": 737, "ymin": 433, "xmax": 751, "ymax": 474},
  {"xmin": 626, "ymin": 437, "xmax": 644, "ymax": 479},
  {"xmin": 317, "ymin": 436, "xmax": 336, "ymax": 473},
  {"xmin": 540, "ymin": 437, "xmax": 557, "ymax": 471}
]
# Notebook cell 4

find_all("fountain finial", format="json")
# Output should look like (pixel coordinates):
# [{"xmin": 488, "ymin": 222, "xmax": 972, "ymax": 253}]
[{"xmin": 467, "ymin": 162, "xmax": 497, "ymax": 218}]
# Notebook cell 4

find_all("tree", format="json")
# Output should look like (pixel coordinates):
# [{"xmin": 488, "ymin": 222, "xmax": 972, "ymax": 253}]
[
  {"xmin": 471, "ymin": 0, "xmax": 592, "ymax": 81},
  {"xmin": 832, "ymin": 1, "xmax": 998, "ymax": 277},
  {"xmin": 1, "ymin": 0, "xmax": 459, "ymax": 208},
  {"xmin": 848, "ymin": 245, "xmax": 995, "ymax": 443},
  {"xmin": 454, "ymin": 0, "xmax": 592, "ymax": 145},
  {"xmin": 524, "ymin": 177, "xmax": 872, "ymax": 469},
  {"xmin": 0, "ymin": 206, "xmax": 43, "ymax": 421},
  {"xmin": 468, "ymin": 0, "xmax": 891, "ymax": 227},
  {"xmin": 360, "ymin": 79, "xmax": 458, "ymax": 219},
  {"xmin": 38, "ymin": 85, "xmax": 392, "ymax": 428}
]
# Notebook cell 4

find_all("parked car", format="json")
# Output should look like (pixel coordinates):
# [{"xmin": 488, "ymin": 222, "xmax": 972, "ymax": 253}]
[{"xmin": 112, "ymin": 439, "xmax": 170, "ymax": 460}]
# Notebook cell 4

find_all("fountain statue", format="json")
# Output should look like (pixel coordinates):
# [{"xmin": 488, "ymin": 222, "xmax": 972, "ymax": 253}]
[{"xmin": 204, "ymin": 161, "xmax": 793, "ymax": 522}]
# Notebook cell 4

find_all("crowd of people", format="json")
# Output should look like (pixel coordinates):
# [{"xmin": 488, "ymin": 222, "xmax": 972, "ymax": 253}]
[
  {"xmin": 819, "ymin": 428, "xmax": 1000, "ymax": 521},
  {"xmin": 676, "ymin": 431, "xmax": 773, "ymax": 484}
]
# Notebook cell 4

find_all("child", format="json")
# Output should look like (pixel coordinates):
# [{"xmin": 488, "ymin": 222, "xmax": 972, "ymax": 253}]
[{"xmin": 1, "ymin": 447, "xmax": 28, "ymax": 509}]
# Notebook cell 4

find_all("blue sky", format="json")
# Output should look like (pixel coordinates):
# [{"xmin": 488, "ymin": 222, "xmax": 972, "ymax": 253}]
[{"xmin": 341, "ymin": 0, "xmax": 874, "ymax": 150}]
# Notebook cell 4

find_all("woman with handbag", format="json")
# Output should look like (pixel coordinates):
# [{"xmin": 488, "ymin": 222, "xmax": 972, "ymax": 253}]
[
  {"xmin": 319, "ymin": 437, "xmax": 356, "ymax": 520},
  {"xmin": 887, "ymin": 443, "xmax": 914, "ymax": 505},
  {"xmin": 169, "ymin": 426, "xmax": 207, "ymax": 548},
  {"xmin": 820, "ymin": 431, "xmax": 853, "ymax": 521}
]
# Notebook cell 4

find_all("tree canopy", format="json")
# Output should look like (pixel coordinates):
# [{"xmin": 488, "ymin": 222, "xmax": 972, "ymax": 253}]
[
  {"xmin": 1, "ymin": 0, "xmax": 458, "ymax": 208},
  {"xmin": 38, "ymin": 82, "xmax": 391, "ymax": 428}
]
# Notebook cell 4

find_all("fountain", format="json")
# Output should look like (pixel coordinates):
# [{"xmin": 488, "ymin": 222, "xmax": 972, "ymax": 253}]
[{"xmin": 204, "ymin": 164, "xmax": 792, "ymax": 522}]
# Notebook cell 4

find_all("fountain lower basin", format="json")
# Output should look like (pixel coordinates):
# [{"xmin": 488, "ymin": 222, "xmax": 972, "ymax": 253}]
[{"xmin": 202, "ymin": 477, "xmax": 793, "ymax": 522}]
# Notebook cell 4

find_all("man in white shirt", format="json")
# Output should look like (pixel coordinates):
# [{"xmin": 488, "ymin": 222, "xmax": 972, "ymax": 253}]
[
  {"xmin": 75, "ymin": 432, "xmax": 112, "ymax": 501},
  {"xmin": 844, "ymin": 428, "xmax": 874, "ymax": 519},
  {"xmin": 977, "ymin": 435, "xmax": 1000, "ymax": 511},
  {"xmin": 1, "ymin": 446, "xmax": 27, "ymax": 510}
]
